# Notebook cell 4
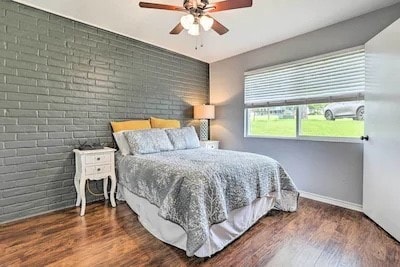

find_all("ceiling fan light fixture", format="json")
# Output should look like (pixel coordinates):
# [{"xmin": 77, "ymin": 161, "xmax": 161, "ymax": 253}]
[
  {"xmin": 188, "ymin": 23, "xmax": 200, "ymax": 36},
  {"xmin": 180, "ymin": 14, "xmax": 195, "ymax": 30},
  {"xmin": 138, "ymin": 0, "xmax": 252, "ymax": 36},
  {"xmin": 200, "ymin": 15, "xmax": 214, "ymax": 31}
]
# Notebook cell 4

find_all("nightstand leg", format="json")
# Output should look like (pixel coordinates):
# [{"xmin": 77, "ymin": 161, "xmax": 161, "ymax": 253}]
[
  {"xmin": 103, "ymin": 177, "xmax": 109, "ymax": 200},
  {"xmin": 79, "ymin": 178, "xmax": 86, "ymax": 216},
  {"xmin": 74, "ymin": 174, "xmax": 81, "ymax": 207},
  {"xmin": 110, "ymin": 174, "xmax": 116, "ymax": 208}
]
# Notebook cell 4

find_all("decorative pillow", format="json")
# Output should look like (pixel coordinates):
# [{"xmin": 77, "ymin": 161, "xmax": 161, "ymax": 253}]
[
  {"xmin": 111, "ymin": 119, "xmax": 151, "ymax": 133},
  {"xmin": 113, "ymin": 131, "xmax": 131, "ymax": 156},
  {"xmin": 150, "ymin": 117, "xmax": 181, "ymax": 129},
  {"xmin": 124, "ymin": 129, "xmax": 174, "ymax": 155},
  {"xmin": 166, "ymin": 126, "xmax": 200, "ymax": 150}
]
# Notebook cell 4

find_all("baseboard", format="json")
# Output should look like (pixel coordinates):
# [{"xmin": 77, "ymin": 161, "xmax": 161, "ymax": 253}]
[
  {"xmin": 299, "ymin": 190, "xmax": 363, "ymax": 212},
  {"xmin": 0, "ymin": 199, "xmax": 103, "ymax": 225},
  {"xmin": 1, "ymin": 191, "xmax": 362, "ymax": 224},
  {"xmin": 0, "ymin": 204, "xmax": 75, "ymax": 225}
]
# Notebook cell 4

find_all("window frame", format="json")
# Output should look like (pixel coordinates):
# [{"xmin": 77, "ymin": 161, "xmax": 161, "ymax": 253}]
[
  {"xmin": 244, "ymin": 107, "xmax": 362, "ymax": 143},
  {"xmin": 244, "ymin": 103, "xmax": 363, "ymax": 144}
]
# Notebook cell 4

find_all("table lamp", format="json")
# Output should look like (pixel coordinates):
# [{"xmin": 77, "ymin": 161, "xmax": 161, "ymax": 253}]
[{"xmin": 194, "ymin": 104, "xmax": 215, "ymax": 141}]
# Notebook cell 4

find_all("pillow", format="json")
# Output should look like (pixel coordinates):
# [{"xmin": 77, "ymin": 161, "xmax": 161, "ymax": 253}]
[
  {"xmin": 166, "ymin": 126, "xmax": 200, "ymax": 150},
  {"xmin": 111, "ymin": 119, "xmax": 151, "ymax": 133},
  {"xmin": 124, "ymin": 129, "xmax": 174, "ymax": 155},
  {"xmin": 150, "ymin": 117, "xmax": 180, "ymax": 129},
  {"xmin": 113, "ymin": 131, "xmax": 131, "ymax": 156}
]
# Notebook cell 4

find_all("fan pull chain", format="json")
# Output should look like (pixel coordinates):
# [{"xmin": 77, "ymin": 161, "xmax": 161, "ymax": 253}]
[{"xmin": 195, "ymin": 35, "xmax": 204, "ymax": 50}]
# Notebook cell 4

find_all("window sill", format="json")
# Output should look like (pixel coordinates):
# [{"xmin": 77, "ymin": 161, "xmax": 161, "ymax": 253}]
[{"xmin": 244, "ymin": 135, "xmax": 363, "ymax": 144}]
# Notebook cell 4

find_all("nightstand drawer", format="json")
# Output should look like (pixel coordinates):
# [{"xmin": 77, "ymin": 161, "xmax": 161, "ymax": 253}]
[
  {"xmin": 200, "ymin": 141, "xmax": 219, "ymax": 149},
  {"xmin": 85, "ymin": 164, "xmax": 111, "ymax": 175},
  {"xmin": 206, "ymin": 143, "xmax": 218, "ymax": 149},
  {"xmin": 86, "ymin": 154, "xmax": 111, "ymax": 165}
]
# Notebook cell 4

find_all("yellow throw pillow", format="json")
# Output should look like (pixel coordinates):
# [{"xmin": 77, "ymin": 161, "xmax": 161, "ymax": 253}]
[
  {"xmin": 150, "ymin": 117, "xmax": 181, "ymax": 129},
  {"xmin": 110, "ymin": 120, "xmax": 151, "ymax": 132}
]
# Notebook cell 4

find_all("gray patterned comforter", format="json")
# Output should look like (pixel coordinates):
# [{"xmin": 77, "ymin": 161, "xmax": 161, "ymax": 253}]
[{"xmin": 116, "ymin": 148, "xmax": 299, "ymax": 256}]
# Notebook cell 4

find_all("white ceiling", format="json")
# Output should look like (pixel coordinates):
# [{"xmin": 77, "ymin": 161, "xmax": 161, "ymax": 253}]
[{"xmin": 12, "ymin": 0, "xmax": 400, "ymax": 63}]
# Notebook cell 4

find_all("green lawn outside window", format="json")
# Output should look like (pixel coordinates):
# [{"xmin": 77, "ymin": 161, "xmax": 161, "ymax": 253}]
[{"xmin": 249, "ymin": 115, "xmax": 364, "ymax": 138}]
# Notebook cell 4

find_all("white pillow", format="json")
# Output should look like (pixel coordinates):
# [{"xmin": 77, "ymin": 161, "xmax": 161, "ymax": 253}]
[{"xmin": 113, "ymin": 131, "xmax": 131, "ymax": 156}]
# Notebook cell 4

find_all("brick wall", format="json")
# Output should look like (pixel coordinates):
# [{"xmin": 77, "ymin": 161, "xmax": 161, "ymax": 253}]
[{"xmin": 0, "ymin": 0, "xmax": 209, "ymax": 222}]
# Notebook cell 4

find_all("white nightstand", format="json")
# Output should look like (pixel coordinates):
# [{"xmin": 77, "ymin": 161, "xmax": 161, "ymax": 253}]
[
  {"xmin": 73, "ymin": 147, "xmax": 117, "ymax": 216},
  {"xmin": 200, "ymin": 140, "xmax": 219, "ymax": 149}
]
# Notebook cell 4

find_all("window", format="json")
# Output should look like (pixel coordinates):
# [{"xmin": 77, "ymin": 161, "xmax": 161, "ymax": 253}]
[
  {"xmin": 244, "ymin": 47, "xmax": 365, "ymax": 141},
  {"xmin": 247, "ymin": 106, "xmax": 297, "ymax": 137}
]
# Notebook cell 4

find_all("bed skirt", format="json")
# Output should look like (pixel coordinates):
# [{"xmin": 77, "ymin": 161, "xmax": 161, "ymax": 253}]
[{"xmin": 117, "ymin": 184, "xmax": 276, "ymax": 257}]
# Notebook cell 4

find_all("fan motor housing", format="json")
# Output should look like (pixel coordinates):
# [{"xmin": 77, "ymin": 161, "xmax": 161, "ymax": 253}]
[{"xmin": 184, "ymin": 0, "xmax": 209, "ymax": 11}]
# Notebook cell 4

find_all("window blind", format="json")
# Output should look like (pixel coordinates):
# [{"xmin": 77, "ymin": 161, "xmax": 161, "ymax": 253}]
[{"xmin": 244, "ymin": 47, "xmax": 365, "ymax": 108}]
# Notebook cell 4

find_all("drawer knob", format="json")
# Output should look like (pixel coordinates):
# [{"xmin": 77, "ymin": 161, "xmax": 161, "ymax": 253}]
[
  {"xmin": 97, "ymin": 157, "xmax": 101, "ymax": 160},
  {"xmin": 97, "ymin": 168, "xmax": 101, "ymax": 172}
]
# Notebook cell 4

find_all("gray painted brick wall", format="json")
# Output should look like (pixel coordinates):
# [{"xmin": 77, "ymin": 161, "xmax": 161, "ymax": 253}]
[{"xmin": 0, "ymin": 0, "xmax": 209, "ymax": 222}]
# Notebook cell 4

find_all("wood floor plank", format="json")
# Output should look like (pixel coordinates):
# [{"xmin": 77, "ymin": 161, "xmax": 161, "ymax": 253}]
[{"xmin": 0, "ymin": 198, "xmax": 399, "ymax": 266}]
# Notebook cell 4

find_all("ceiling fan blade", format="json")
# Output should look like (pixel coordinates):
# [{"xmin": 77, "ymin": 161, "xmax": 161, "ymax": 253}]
[
  {"xmin": 208, "ymin": 0, "xmax": 252, "ymax": 12},
  {"xmin": 139, "ymin": 2, "xmax": 185, "ymax": 11},
  {"xmin": 170, "ymin": 23, "xmax": 184, "ymax": 35},
  {"xmin": 207, "ymin": 15, "xmax": 229, "ymax": 35}
]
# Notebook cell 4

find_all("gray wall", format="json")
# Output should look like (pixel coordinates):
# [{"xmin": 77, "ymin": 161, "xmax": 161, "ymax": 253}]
[
  {"xmin": 0, "ymin": 0, "xmax": 209, "ymax": 222},
  {"xmin": 210, "ymin": 4, "xmax": 400, "ymax": 205}
]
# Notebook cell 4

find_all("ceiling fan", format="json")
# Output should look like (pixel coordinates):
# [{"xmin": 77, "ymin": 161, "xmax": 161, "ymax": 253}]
[{"xmin": 138, "ymin": 0, "xmax": 253, "ymax": 36}]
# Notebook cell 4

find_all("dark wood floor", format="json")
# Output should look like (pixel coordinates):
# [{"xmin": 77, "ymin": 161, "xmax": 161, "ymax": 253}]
[{"xmin": 1, "ymin": 198, "xmax": 399, "ymax": 266}]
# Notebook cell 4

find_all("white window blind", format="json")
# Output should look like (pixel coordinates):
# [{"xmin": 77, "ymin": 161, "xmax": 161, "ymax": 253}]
[{"xmin": 244, "ymin": 47, "xmax": 365, "ymax": 108}]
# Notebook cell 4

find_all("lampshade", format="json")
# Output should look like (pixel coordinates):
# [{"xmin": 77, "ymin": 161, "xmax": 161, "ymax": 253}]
[
  {"xmin": 188, "ymin": 23, "xmax": 200, "ymax": 36},
  {"xmin": 200, "ymin": 16, "xmax": 214, "ymax": 31},
  {"xmin": 180, "ymin": 14, "xmax": 194, "ymax": 30},
  {"xmin": 194, "ymin": 105, "xmax": 215, "ymax": 120}
]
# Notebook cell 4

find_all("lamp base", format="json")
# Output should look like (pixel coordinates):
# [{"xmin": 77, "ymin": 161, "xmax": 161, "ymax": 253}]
[{"xmin": 199, "ymin": 119, "xmax": 209, "ymax": 141}]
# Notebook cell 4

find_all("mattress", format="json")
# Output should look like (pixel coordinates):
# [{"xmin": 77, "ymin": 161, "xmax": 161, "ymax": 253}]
[{"xmin": 117, "ymin": 184, "xmax": 276, "ymax": 257}]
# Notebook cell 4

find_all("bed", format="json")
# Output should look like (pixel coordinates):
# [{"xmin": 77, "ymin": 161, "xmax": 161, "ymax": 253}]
[{"xmin": 115, "ymin": 147, "xmax": 299, "ymax": 257}]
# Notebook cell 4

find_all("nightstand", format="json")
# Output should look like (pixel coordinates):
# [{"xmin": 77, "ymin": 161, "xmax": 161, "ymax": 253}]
[
  {"xmin": 73, "ymin": 147, "xmax": 117, "ymax": 216},
  {"xmin": 199, "ymin": 140, "xmax": 219, "ymax": 149}
]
